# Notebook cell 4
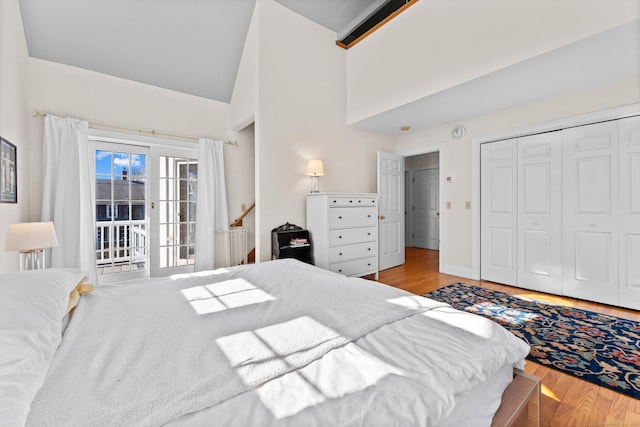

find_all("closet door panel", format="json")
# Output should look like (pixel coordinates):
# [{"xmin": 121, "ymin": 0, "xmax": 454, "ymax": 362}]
[
  {"xmin": 481, "ymin": 139, "xmax": 517, "ymax": 285},
  {"xmin": 619, "ymin": 115, "xmax": 640, "ymax": 310},
  {"xmin": 562, "ymin": 121, "xmax": 619, "ymax": 305},
  {"xmin": 517, "ymin": 132, "xmax": 562, "ymax": 294}
]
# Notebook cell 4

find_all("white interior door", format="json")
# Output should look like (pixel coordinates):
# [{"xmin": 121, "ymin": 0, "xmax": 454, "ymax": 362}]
[
  {"xmin": 618, "ymin": 115, "xmax": 640, "ymax": 310},
  {"xmin": 481, "ymin": 139, "xmax": 517, "ymax": 285},
  {"xmin": 562, "ymin": 121, "xmax": 619, "ymax": 305},
  {"xmin": 377, "ymin": 151, "xmax": 405, "ymax": 270},
  {"xmin": 517, "ymin": 131, "xmax": 562, "ymax": 294},
  {"xmin": 411, "ymin": 169, "xmax": 429, "ymax": 249}
]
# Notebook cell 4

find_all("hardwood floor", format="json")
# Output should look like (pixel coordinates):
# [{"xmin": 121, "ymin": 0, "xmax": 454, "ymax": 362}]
[{"xmin": 374, "ymin": 247, "xmax": 640, "ymax": 427}]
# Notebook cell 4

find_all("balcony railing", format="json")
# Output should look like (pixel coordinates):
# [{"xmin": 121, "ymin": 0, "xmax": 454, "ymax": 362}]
[{"xmin": 96, "ymin": 220, "xmax": 147, "ymax": 268}]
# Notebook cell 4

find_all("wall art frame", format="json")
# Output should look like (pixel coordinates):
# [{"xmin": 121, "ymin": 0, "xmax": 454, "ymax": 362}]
[{"xmin": 1, "ymin": 137, "xmax": 17, "ymax": 203}]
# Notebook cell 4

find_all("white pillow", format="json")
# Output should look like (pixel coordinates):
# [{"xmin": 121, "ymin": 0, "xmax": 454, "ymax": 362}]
[{"xmin": 0, "ymin": 268, "xmax": 87, "ymax": 427}]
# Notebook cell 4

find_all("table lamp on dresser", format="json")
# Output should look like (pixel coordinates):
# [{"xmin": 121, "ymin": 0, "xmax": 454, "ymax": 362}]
[{"xmin": 5, "ymin": 221, "xmax": 59, "ymax": 271}]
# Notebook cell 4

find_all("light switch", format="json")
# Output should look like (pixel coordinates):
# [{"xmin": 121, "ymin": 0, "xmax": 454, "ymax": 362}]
[
  {"xmin": 446, "ymin": 201, "xmax": 452, "ymax": 209},
  {"xmin": 446, "ymin": 176, "xmax": 455, "ymax": 183},
  {"xmin": 241, "ymin": 203, "xmax": 246, "ymax": 212}
]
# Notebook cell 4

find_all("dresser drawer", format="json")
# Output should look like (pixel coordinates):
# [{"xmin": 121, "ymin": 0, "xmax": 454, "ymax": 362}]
[
  {"xmin": 330, "ymin": 227, "xmax": 377, "ymax": 246},
  {"xmin": 330, "ymin": 257, "xmax": 378, "ymax": 277},
  {"xmin": 330, "ymin": 207, "xmax": 377, "ymax": 228},
  {"xmin": 329, "ymin": 196, "xmax": 377, "ymax": 207},
  {"xmin": 330, "ymin": 242, "xmax": 377, "ymax": 263}
]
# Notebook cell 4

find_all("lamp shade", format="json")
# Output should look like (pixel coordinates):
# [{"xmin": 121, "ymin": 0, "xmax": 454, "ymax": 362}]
[
  {"xmin": 5, "ymin": 222, "xmax": 59, "ymax": 252},
  {"xmin": 306, "ymin": 160, "xmax": 324, "ymax": 176}
]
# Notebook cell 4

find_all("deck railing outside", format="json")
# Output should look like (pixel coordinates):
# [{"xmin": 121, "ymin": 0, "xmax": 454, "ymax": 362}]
[{"xmin": 96, "ymin": 220, "xmax": 147, "ymax": 267}]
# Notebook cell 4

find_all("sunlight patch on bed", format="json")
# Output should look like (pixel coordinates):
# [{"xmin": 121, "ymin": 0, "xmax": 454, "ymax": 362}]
[
  {"xmin": 256, "ymin": 343, "xmax": 402, "ymax": 419},
  {"xmin": 170, "ymin": 268, "xmax": 230, "ymax": 280},
  {"xmin": 217, "ymin": 317, "xmax": 401, "ymax": 419},
  {"xmin": 181, "ymin": 278, "xmax": 275, "ymax": 315},
  {"xmin": 387, "ymin": 295, "xmax": 448, "ymax": 310},
  {"xmin": 419, "ymin": 307, "xmax": 499, "ymax": 339}
]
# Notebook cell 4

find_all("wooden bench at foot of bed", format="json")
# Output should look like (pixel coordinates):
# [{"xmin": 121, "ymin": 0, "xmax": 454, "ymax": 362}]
[{"xmin": 491, "ymin": 369, "xmax": 541, "ymax": 427}]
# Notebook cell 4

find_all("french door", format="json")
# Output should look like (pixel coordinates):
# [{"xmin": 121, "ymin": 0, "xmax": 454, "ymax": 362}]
[
  {"xmin": 90, "ymin": 138, "xmax": 198, "ymax": 281},
  {"xmin": 149, "ymin": 146, "xmax": 199, "ymax": 277},
  {"xmin": 91, "ymin": 141, "xmax": 150, "ymax": 283}
]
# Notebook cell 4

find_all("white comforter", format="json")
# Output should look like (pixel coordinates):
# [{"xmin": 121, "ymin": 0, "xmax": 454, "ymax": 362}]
[{"xmin": 25, "ymin": 260, "xmax": 529, "ymax": 426}]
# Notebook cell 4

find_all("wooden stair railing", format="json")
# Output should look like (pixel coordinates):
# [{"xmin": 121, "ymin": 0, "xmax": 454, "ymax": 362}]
[{"xmin": 231, "ymin": 203, "xmax": 255, "ymax": 227}]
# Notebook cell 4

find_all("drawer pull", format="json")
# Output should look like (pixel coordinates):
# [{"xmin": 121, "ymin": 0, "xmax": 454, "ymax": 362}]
[
  {"xmin": 338, "ymin": 269, "xmax": 343, "ymax": 273},
  {"xmin": 338, "ymin": 235, "xmax": 342, "ymax": 239},
  {"xmin": 368, "ymin": 248, "xmax": 371, "ymax": 251},
  {"xmin": 367, "ymin": 232, "xmax": 371, "ymax": 236},
  {"xmin": 367, "ymin": 263, "xmax": 371, "ymax": 266},
  {"xmin": 339, "ymin": 252, "xmax": 343, "ymax": 256},
  {"xmin": 349, "ymin": 200, "xmax": 353, "ymax": 203},
  {"xmin": 338, "ymin": 216, "xmax": 342, "ymax": 219},
  {"xmin": 367, "ymin": 214, "xmax": 371, "ymax": 218},
  {"xmin": 358, "ymin": 200, "xmax": 362, "ymax": 203}
]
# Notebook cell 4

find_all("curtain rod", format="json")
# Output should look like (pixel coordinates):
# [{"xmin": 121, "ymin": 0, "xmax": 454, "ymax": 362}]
[{"xmin": 32, "ymin": 111, "xmax": 238, "ymax": 147}]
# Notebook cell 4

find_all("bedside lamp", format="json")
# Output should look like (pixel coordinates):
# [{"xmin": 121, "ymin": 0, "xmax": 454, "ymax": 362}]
[
  {"xmin": 306, "ymin": 160, "xmax": 324, "ymax": 193},
  {"xmin": 5, "ymin": 222, "xmax": 59, "ymax": 271}
]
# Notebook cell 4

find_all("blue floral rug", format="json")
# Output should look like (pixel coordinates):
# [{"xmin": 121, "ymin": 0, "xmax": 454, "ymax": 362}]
[{"xmin": 424, "ymin": 283, "xmax": 640, "ymax": 398}]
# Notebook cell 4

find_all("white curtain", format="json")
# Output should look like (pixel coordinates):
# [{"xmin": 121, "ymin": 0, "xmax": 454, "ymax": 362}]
[
  {"xmin": 194, "ymin": 138, "xmax": 229, "ymax": 271},
  {"xmin": 41, "ymin": 115, "xmax": 97, "ymax": 283}
]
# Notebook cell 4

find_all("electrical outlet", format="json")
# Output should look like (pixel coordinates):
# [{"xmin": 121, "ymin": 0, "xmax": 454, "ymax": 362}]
[
  {"xmin": 446, "ymin": 201, "xmax": 452, "ymax": 209},
  {"xmin": 465, "ymin": 201, "xmax": 471, "ymax": 209}
]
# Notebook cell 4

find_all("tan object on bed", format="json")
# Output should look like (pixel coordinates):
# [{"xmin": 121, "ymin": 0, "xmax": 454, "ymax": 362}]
[{"xmin": 66, "ymin": 283, "xmax": 94, "ymax": 313}]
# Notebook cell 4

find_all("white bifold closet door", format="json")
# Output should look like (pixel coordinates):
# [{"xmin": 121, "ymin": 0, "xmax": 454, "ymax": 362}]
[
  {"xmin": 562, "ymin": 121, "xmax": 619, "ymax": 306},
  {"xmin": 480, "ymin": 139, "xmax": 517, "ymax": 286},
  {"xmin": 480, "ymin": 133, "xmax": 562, "ymax": 293},
  {"xmin": 619, "ymin": 116, "xmax": 640, "ymax": 310},
  {"xmin": 517, "ymin": 132, "xmax": 562, "ymax": 294}
]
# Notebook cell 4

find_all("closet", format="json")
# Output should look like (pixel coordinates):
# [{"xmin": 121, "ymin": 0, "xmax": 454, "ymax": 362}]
[{"xmin": 480, "ymin": 115, "xmax": 640, "ymax": 310}]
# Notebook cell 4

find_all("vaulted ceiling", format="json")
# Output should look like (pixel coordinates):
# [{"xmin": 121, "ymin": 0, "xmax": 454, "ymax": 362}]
[{"xmin": 18, "ymin": 1, "xmax": 640, "ymax": 135}]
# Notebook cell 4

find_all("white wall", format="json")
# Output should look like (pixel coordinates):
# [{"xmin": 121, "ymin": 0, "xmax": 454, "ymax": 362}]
[
  {"xmin": 229, "ymin": 3, "xmax": 259, "ymax": 131},
  {"xmin": 27, "ymin": 58, "xmax": 236, "ymax": 222},
  {"xmin": 346, "ymin": 0, "xmax": 640, "ymax": 124},
  {"xmin": 254, "ymin": 0, "xmax": 395, "ymax": 261},
  {"xmin": 397, "ymin": 76, "xmax": 640, "ymax": 276},
  {"xmin": 0, "ymin": 0, "xmax": 30, "ymax": 272}
]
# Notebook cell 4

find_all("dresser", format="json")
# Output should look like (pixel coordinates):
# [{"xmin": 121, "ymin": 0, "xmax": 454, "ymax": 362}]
[{"xmin": 306, "ymin": 193, "xmax": 379, "ymax": 279}]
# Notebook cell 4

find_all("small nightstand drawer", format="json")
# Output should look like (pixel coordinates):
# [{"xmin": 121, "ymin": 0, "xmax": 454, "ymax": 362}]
[
  {"xmin": 330, "ymin": 207, "xmax": 377, "ymax": 228},
  {"xmin": 330, "ymin": 257, "xmax": 378, "ymax": 277},
  {"xmin": 330, "ymin": 227, "xmax": 377, "ymax": 246},
  {"xmin": 330, "ymin": 242, "xmax": 377, "ymax": 263},
  {"xmin": 329, "ymin": 197, "xmax": 377, "ymax": 207}
]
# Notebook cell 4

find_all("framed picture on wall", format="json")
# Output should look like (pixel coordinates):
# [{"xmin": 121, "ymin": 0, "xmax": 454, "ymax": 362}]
[{"xmin": 1, "ymin": 137, "xmax": 17, "ymax": 203}]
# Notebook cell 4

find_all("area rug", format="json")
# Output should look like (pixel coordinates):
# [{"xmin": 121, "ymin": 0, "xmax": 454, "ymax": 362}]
[{"xmin": 424, "ymin": 283, "xmax": 640, "ymax": 399}]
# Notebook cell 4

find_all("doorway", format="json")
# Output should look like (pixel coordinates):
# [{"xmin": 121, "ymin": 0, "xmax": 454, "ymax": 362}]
[{"xmin": 404, "ymin": 151, "xmax": 440, "ymax": 269}]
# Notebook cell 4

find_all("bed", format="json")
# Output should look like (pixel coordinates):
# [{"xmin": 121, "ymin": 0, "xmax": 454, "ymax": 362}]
[{"xmin": 1, "ymin": 259, "xmax": 530, "ymax": 426}]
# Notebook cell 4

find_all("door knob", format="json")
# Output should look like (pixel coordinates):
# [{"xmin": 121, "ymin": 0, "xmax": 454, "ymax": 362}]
[{"xmin": 379, "ymin": 215, "xmax": 386, "ymax": 220}]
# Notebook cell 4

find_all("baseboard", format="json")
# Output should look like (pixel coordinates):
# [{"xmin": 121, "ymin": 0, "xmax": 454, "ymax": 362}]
[{"xmin": 441, "ymin": 265, "xmax": 475, "ymax": 279}]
